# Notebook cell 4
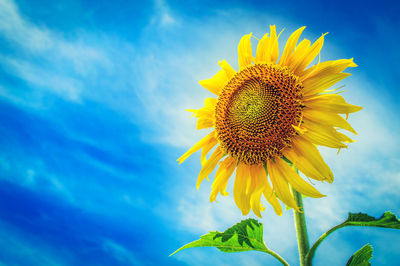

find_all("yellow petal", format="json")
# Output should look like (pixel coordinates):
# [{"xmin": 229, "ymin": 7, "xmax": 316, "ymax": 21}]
[
  {"xmin": 300, "ymin": 58, "xmax": 357, "ymax": 81},
  {"xmin": 304, "ymin": 94, "xmax": 363, "ymax": 115},
  {"xmin": 196, "ymin": 119, "xmax": 212, "ymax": 130},
  {"xmin": 249, "ymin": 165, "xmax": 268, "ymax": 217},
  {"xmin": 286, "ymin": 39, "xmax": 311, "ymax": 70},
  {"xmin": 292, "ymin": 33, "xmax": 327, "ymax": 74},
  {"xmin": 262, "ymin": 163, "xmax": 283, "ymax": 215},
  {"xmin": 269, "ymin": 25, "xmax": 280, "ymax": 63},
  {"xmin": 233, "ymin": 163, "xmax": 251, "ymax": 215},
  {"xmin": 197, "ymin": 146, "xmax": 224, "ymax": 189},
  {"xmin": 255, "ymin": 33, "xmax": 270, "ymax": 63},
  {"xmin": 267, "ymin": 159, "xmax": 299, "ymax": 211},
  {"xmin": 255, "ymin": 25, "xmax": 279, "ymax": 64},
  {"xmin": 218, "ymin": 60, "xmax": 236, "ymax": 79},
  {"xmin": 279, "ymin": 26, "xmax": 306, "ymax": 67},
  {"xmin": 177, "ymin": 131, "xmax": 216, "ymax": 164},
  {"xmin": 210, "ymin": 156, "xmax": 237, "ymax": 202},
  {"xmin": 204, "ymin": 97, "xmax": 217, "ymax": 106},
  {"xmin": 192, "ymin": 119, "xmax": 213, "ymax": 129},
  {"xmin": 303, "ymin": 108, "xmax": 357, "ymax": 134},
  {"xmin": 189, "ymin": 98, "xmax": 217, "ymax": 130},
  {"xmin": 283, "ymin": 135, "xmax": 333, "ymax": 183},
  {"xmin": 302, "ymin": 73, "xmax": 352, "ymax": 96},
  {"xmin": 302, "ymin": 119, "xmax": 350, "ymax": 148},
  {"xmin": 199, "ymin": 70, "xmax": 228, "ymax": 95},
  {"xmin": 275, "ymin": 158, "xmax": 325, "ymax": 198},
  {"xmin": 200, "ymin": 137, "xmax": 218, "ymax": 166},
  {"xmin": 263, "ymin": 182, "xmax": 283, "ymax": 216},
  {"xmin": 336, "ymin": 131, "xmax": 355, "ymax": 143},
  {"xmin": 238, "ymin": 33, "xmax": 253, "ymax": 69}
]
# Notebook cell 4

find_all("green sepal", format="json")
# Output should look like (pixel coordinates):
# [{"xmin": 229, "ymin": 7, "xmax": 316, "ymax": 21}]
[
  {"xmin": 281, "ymin": 156, "xmax": 293, "ymax": 166},
  {"xmin": 346, "ymin": 244, "xmax": 373, "ymax": 266}
]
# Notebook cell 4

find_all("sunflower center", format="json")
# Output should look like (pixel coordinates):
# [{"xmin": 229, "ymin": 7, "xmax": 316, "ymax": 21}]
[{"xmin": 215, "ymin": 64, "xmax": 303, "ymax": 165}]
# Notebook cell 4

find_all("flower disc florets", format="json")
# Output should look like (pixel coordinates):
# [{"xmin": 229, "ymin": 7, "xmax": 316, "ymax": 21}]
[{"xmin": 215, "ymin": 64, "xmax": 304, "ymax": 165}]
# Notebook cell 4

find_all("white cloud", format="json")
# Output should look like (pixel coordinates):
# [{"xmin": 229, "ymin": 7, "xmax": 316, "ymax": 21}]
[
  {"xmin": 151, "ymin": 0, "xmax": 178, "ymax": 27},
  {"xmin": 0, "ymin": 221, "xmax": 69, "ymax": 266},
  {"xmin": 1, "ymin": 55, "xmax": 82, "ymax": 101},
  {"xmin": 0, "ymin": 0, "xmax": 112, "ymax": 104},
  {"xmin": 0, "ymin": 0, "xmax": 110, "ymax": 69},
  {"xmin": 0, "ymin": 0, "xmax": 53, "ymax": 52},
  {"xmin": 102, "ymin": 239, "xmax": 142, "ymax": 266}
]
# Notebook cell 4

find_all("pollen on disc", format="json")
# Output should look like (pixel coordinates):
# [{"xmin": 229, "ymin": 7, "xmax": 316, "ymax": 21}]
[{"xmin": 215, "ymin": 64, "xmax": 304, "ymax": 165}]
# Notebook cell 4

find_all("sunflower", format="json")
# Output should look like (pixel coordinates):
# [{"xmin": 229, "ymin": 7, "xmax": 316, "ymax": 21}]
[{"xmin": 178, "ymin": 25, "xmax": 362, "ymax": 218}]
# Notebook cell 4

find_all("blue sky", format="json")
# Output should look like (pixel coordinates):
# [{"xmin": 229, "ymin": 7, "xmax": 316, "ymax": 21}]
[{"xmin": 0, "ymin": 0, "xmax": 399, "ymax": 265}]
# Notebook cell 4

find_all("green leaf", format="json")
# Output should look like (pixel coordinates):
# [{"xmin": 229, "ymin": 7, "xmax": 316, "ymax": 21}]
[
  {"xmin": 345, "ymin": 212, "xmax": 400, "ymax": 229},
  {"xmin": 346, "ymin": 244, "xmax": 373, "ymax": 266},
  {"xmin": 305, "ymin": 212, "xmax": 400, "ymax": 265},
  {"xmin": 170, "ymin": 219, "xmax": 268, "ymax": 255}
]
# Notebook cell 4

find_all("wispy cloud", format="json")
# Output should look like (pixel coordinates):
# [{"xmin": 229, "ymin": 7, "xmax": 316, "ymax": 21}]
[
  {"xmin": 150, "ymin": 0, "xmax": 178, "ymax": 27},
  {"xmin": 102, "ymin": 239, "xmax": 142, "ymax": 266},
  {"xmin": 0, "ymin": 220, "xmax": 69, "ymax": 266},
  {"xmin": 0, "ymin": 0, "xmax": 112, "ymax": 103}
]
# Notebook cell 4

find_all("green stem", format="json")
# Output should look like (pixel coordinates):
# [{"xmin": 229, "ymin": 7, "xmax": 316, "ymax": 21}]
[
  {"xmin": 263, "ymin": 248, "xmax": 291, "ymax": 266},
  {"xmin": 304, "ymin": 222, "xmax": 347, "ymax": 265},
  {"xmin": 292, "ymin": 188, "xmax": 310, "ymax": 266}
]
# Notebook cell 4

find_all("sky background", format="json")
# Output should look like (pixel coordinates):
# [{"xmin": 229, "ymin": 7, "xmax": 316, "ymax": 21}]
[{"xmin": 0, "ymin": 0, "xmax": 399, "ymax": 265}]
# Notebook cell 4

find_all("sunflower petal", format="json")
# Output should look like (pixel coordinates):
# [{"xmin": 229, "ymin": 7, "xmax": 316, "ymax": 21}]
[
  {"xmin": 189, "ymin": 98, "xmax": 217, "ymax": 130},
  {"xmin": 196, "ymin": 119, "xmax": 213, "ymax": 130},
  {"xmin": 263, "ymin": 182, "xmax": 283, "ymax": 215},
  {"xmin": 255, "ymin": 33, "xmax": 270, "ymax": 63},
  {"xmin": 197, "ymin": 146, "xmax": 224, "ymax": 189},
  {"xmin": 279, "ymin": 26, "xmax": 306, "ymax": 67},
  {"xmin": 256, "ymin": 25, "xmax": 279, "ymax": 64},
  {"xmin": 300, "ymin": 58, "xmax": 357, "ymax": 80},
  {"xmin": 292, "ymin": 33, "xmax": 327, "ymax": 74},
  {"xmin": 249, "ymin": 165, "xmax": 267, "ymax": 217},
  {"xmin": 283, "ymin": 135, "xmax": 334, "ymax": 183},
  {"xmin": 218, "ymin": 60, "xmax": 236, "ymax": 79},
  {"xmin": 275, "ymin": 158, "xmax": 325, "ymax": 198},
  {"xmin": 336, "ymin": 131, "xmax": 355, "ymax": 143},
  {"xmin": 177, "ymin": 131, "xmax": 216, "ymax": 164},
  {"xmin": 302, "ymin": 119, "xmax": 350, "ymax": 148},
  {"xmin": 302, "ymin": 73, "xmax": 352, "ymax": 96},
  {"xmin": 269, "ymin": 25, "xmax": 280, "ymax": 63},
  {"xmin": 233, "ymin": 163, "xmax": 251, "ymax": 215},
  {"xmin": 238, "ymin": 33, "xmax": 253, "ymax": 69},
  {"xmin": 200, "ymin": 137, "xmax": 218, "ymax": 166},
  {"xmin": 267, "ymin": 160, "xmax": 299, "ymax": 211},
  {"xmin": 304, "ymin": 94, "xmax": 363, "ymax": 115},
  {"xmin": 303, "ymin": 109, "xmax": 357, "ymax": 134},
  {"xmin": 263, "ymin": 163, "xmax": 283, "ymax": 215},
  {"xmin": 286, "ymin": 39, "xmax": 311, "ymax": 70},
  {"xmin": 210, "ymin": 156, "xmax": 237, "ymax": 202},
  {"xmin": 199, "ymin": 70, "xmax": 228, "ymax": 95}
]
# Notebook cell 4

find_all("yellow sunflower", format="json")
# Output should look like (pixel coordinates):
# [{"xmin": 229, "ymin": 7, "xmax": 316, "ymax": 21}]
[{"xmin": 178, "ymin": 25, "xmax": 362, "ymax": 218}]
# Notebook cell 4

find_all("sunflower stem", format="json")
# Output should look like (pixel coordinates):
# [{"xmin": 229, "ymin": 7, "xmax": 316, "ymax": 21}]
[
  {"xmin": 304, "ymin": 222, "xmax": 346, "ymax": 265},
  {"xmin": 292, "ymin": 188, "xmax": 310, "ymax": 266},
  {"xmin": 263, "ymin": 248, "xmax": 291, "ymax": 266}
]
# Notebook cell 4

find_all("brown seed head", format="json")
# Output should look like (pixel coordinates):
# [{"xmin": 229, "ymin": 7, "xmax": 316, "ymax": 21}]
[{"xmin": 215, "ymin": 63, "xmax": 304, "ymax": 165}]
